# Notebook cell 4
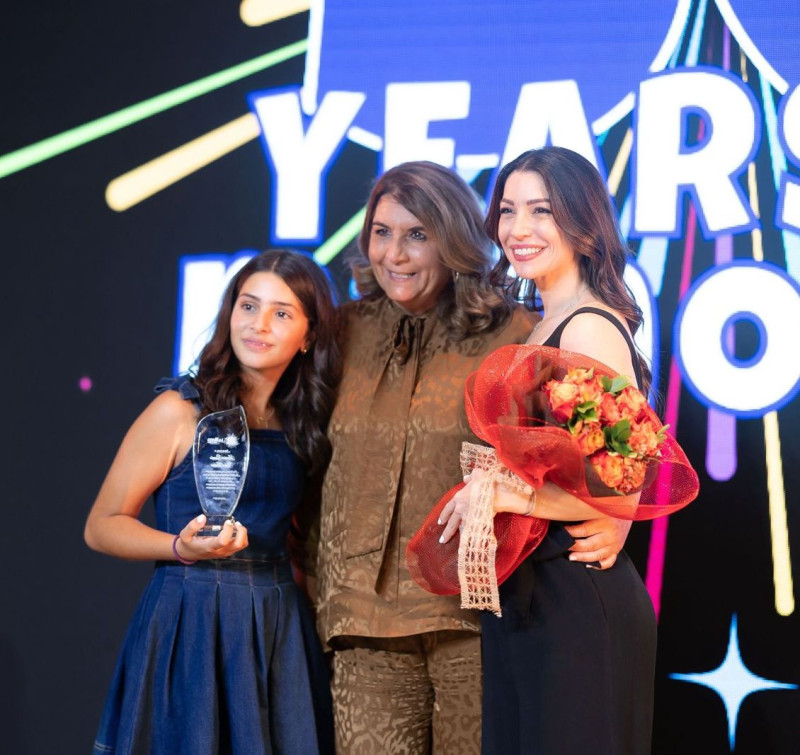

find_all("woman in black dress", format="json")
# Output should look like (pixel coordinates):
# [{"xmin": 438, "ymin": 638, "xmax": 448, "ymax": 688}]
[{"xmin": 440, "ymin": 147, "xmax": 656, "ymax": 754}]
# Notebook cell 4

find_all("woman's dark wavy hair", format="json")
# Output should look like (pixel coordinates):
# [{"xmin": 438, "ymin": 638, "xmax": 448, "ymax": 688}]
[
  {"xmin": 486, "ymin": 146, "xmax": 651, "ymax": 390},
  {"xmin": 193, "ymin": 250, "xmax": 341, "ymax": 475},
  {"xmin": 352, "ymin": 160, "xmax": 514, "ymax": 339}
]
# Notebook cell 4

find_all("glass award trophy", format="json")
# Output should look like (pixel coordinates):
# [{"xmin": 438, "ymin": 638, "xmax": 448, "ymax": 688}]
[{"xmin": 192, "ymin": 406, "xmax": 250, "ymax": 536}]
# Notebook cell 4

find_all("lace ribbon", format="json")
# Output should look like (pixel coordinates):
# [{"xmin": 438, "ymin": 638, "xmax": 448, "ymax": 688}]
[{"xmin": 457, "ymin": 442, "xmax": 534, "ymax": 616}]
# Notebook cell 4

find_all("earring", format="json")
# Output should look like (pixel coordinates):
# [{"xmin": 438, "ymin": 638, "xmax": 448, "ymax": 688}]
[
  {"xmin": 453, "ymin": 271, "xmax": 461, "ymax": 282},
  {"xmin": 301, "ymin": 347, "xmax": 308, "ymax": 355}
]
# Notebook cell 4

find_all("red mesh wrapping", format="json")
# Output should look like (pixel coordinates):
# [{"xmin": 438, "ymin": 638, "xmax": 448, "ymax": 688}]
[
  {"xmin": 406, "ymin": 344, "xmax": 699, "ymax": 596},
  {"xmin": 465, "ymin": 344, "xmax": 700, "ymax": 518},
  {"xmin": 405, "ymin": 481, "xmax": 549, "ymax": 596}
]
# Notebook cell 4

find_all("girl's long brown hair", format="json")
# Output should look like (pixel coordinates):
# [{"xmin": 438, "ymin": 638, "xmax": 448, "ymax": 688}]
[{"xmin": 193, "ymin": 250, "xmax": 341, "ymax": 474}]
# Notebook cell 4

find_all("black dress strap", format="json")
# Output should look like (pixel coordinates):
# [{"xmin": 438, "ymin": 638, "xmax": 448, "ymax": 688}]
[{"xmin": 543, "ymin": 306, "xmax": 644, "ymax": 390}]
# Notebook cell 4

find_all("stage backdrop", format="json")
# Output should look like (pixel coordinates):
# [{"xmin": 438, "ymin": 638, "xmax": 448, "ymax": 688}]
[{"xmin": 2, "ymin": 1, "xmax": 799, "ymax": 752}]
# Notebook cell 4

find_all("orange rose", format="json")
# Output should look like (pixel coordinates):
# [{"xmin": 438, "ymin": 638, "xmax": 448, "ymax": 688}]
[
  {"xmin": 563, "ymin": 367, "xmax": 594, "ymax": 384},
  {"xmin": 619, "ymin": 457, "xmax": 648, "ymax": 493},
  {"xmin": 590, "ymin": 450, "xmax": 625, "ymax": 490},
  {"xmin": 578, "ymin": 376, "xmax": 604, "ymax": 404},
  {"xmin": 545, "ymin": 380, "xmax": 581, "ymax": 423},
  {"xmin": 576, "ymin": 423, "xmax": 605, "ymax": 456},
  {"xmin": 598, "ymin": 392, "xmax": 622, "ymax": 424},
  {"xmin": 616, "ymin": 386, "xmax": 648, "ymax": 421},
  {"xmin": 629, "ymin": 418, "xmax": 661, "ymax": 457}
]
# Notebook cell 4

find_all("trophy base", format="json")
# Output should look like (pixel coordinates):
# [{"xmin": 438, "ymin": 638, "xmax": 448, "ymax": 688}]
[{"xmin": 197, "ymin": 515, "xmax": 236, "ymax": 537}]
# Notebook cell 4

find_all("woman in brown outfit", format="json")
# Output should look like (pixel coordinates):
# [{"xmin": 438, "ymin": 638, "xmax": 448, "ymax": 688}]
[{"xmin": 314, "ymin": 161, "xmax": 631, "ymax": 754}]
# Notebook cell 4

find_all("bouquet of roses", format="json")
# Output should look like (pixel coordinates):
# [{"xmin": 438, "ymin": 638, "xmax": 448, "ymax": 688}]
[
  {"xmin": 406, "ymin": 344, "xmax": 699, "ymax": 611},
  {"xmin": 544, "ymin": 365, "xmax": 667, "ymax": 496},
  {"xmin": 458, "ymin": 344, "xmax": 699, "ymax": 518}
]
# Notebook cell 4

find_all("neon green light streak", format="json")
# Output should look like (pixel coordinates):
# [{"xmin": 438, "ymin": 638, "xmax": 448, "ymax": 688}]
[
  {"xmin": 314, "ymin": 208, "xmax": 367, "ymax": 266},
  {"xmin": 0, "ymin": 39, "xmax": 307, "ymax": 180}
]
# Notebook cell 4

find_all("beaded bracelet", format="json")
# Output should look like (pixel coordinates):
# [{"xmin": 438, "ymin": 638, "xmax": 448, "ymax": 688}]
[{"xmin": 172, "ymin": 534, "xmax": 197, "ymax": 565}]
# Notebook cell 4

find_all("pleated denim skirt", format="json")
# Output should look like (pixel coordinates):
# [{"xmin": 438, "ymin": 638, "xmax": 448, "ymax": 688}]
[{"xmin": 93, "ymin": 559, "xmax": 334, "ymax": 755}]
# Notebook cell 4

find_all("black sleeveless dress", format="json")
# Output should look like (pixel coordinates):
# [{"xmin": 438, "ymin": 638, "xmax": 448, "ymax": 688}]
[{"xmin": 480, "ymin": 307, "xmax": 656, "ymax": 754}]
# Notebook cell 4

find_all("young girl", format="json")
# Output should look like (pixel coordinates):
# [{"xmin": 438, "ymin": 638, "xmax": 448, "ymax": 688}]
[{"xmin": 85, "ymin": 250, "xmax": 338, "ymax": 754}]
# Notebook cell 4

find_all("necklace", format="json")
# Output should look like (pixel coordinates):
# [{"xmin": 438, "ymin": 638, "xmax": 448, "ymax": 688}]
[{"xmin": 249, "ymin": 404, "xmax": 276, "ymax": 428}]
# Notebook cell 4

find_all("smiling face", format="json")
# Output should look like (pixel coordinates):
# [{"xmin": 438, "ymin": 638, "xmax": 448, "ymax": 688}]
[
  {"xmin": 497, "ymin": 170, "xmax": 579, "ymax": 288},
  {"xmin": 229, "ymin": 271, "xmax": 309, "ymax": 381},
  {"xmin": 367, "ymin": 195, "xmax": 450, "ymax": 315}
]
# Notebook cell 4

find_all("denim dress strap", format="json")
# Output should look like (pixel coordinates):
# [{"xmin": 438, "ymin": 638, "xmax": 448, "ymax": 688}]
[{"xmin": 153, "ymin": 374, "xmax": 202, "ymax": 409}]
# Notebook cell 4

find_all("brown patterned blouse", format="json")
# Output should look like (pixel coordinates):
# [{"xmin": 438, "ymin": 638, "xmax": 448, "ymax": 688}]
[{"xmin": 316, "ymin": 296, "xmax": 536, "ymax": 646}]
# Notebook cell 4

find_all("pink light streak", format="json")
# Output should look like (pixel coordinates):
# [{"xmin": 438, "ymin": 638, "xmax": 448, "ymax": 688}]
[{"xmin": 645, "ymin": 199, "xmax": 698, "ymax": 619}]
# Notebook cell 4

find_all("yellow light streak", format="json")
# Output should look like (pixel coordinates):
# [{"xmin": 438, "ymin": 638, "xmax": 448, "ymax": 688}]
[
  {"xmin": 106, "ymin": 114, "xmax": 261, "ymax": 211},
  {"xmin": 745, "ymin": 125, "xmax": 794, "ymax": 614},
  {"xmin": 606, "ymin": 128, "xmax": 633, "ymax": 196},
  {"xmin": 747, "ymin": 163, "xmax": 763, "ymax": 261},
  {"xmin": 240, "ymin": 0, "xmax": 311, "ymax": 26},
  {"xmin": 764, "ymin": 411, "xmax": 795, "ymax": 615}
]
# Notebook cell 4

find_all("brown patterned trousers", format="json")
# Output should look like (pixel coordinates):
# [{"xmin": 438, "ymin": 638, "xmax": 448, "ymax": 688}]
[{"xmin": 331, "ymin": 631, "xmax": 482, "ymax": 754}]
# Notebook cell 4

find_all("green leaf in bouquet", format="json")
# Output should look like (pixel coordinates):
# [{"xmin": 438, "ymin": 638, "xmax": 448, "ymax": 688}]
[
  {"xmin": 600, "ymin": 374, "xmax": 631, "ymax": 395},
  {"xmin": 567, "ymin": 401, "xmax": 598, "ymax": 433},
  {"xmin": 603, "ymin": 419, "xmax": 634, "ymax": 456}
]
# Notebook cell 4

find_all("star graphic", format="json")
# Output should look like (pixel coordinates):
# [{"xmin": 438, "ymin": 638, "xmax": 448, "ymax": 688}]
[{"xmin": 670, "ymin": 614, "xmax": 798, "ymax": 750}]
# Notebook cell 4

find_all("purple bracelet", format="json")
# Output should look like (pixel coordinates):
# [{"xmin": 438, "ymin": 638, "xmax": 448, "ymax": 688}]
[{"xmin": 172, "ymin": 534, "xmax": 197, "ymax": 565}]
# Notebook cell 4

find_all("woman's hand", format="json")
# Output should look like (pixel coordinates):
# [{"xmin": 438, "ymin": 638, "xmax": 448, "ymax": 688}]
[
  {"xmin": 173, "ymin": 515, "xmax": 249, "ymax": 561},
  {"xmin": 437, "ymin": 474, "xmax": 478, "ymax": 544},
  {"xmin": 436, "ymin": 463, "xmax": 634, "ymax": 569},
  {"xmin": 564, "ymin": 517, "xmax": 631, "ymax": 570},
  {"xmin": 438, "ymin": 469, "xmax": 535, "ymax": 544}
]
